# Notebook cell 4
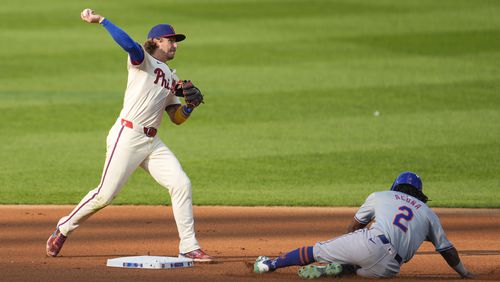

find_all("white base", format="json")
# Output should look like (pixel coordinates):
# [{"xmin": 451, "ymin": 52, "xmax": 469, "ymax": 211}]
[{"xmin": 106, "ymin": 256, "xmax": 194, "ymax": 269}]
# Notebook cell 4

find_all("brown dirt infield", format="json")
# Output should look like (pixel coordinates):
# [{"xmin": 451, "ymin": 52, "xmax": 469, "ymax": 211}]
[{"xmin": 1, "ymin": 205, "xmax": 499, "ymax": 281}]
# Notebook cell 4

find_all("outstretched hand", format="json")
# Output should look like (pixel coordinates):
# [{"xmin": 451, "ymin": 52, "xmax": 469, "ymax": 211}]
[
  {"xmin": 80, "ymin": 8, "xmax": 104, "ymax": 24},
  {"xmin": 461, "ymin": 271, "xmax": 476, "ymax": 279}
]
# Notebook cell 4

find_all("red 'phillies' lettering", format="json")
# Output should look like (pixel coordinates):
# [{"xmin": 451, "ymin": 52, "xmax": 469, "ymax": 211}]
[{"xmin": 154, "ymin": 68, "xmax": 173, "ymax": 89}]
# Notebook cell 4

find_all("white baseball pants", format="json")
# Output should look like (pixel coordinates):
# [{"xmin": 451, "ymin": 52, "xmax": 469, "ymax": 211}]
[{"xmin": 57, "ymin": 119, "xmax": 200, "ymax": 253}]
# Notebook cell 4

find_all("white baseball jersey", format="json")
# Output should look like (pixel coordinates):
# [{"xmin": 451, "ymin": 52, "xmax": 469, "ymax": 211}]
[
  {"xmin": 121, "ymin": 48, "xmax": 181, "ymax": 129},
  {"xmin": 57, "ymin": 48, "xmax": 201, "ymax": 254},
  {"xmin": 355, "ymin": 191, "xmax": 453, "ymax": 262}
]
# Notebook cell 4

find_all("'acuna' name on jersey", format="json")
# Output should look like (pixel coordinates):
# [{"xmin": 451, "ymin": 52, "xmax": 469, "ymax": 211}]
[{"xmin": 394, "ymin": 194, "xmax": 422, "ymax": 210}]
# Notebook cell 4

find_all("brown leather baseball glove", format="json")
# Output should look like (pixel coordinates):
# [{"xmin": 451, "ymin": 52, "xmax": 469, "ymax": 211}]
[{"xmin": 174, "ymin": 80, "xmax": 204, "ymax": 108}]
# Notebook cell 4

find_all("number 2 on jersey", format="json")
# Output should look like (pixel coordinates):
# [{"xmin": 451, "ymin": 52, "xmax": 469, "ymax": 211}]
[{"xmin": 393, "ymin": 206, "xmax": 414, "ymax": 232}]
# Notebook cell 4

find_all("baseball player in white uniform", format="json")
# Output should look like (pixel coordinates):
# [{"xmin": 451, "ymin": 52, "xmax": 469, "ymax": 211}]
[
  {"xmin": 46, "ymin": 8, "xmax": 213, "ymax": 262},
  {"xmin": 253, "ymin": 172, "xmax": 474, "ymax": 279}
]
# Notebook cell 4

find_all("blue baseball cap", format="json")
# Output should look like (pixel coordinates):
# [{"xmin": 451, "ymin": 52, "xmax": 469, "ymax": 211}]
[
  {"xmin": 390, "ymin": 171, "xmax": 423, "ymax": 192},
  {"xmin": 147, "ymin": 24, "xmax": 186, "ymax": 41}
]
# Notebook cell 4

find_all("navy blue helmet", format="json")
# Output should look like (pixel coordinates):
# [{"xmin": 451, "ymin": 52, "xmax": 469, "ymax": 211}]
[{"xmin": 390, "ymin": 172, "xmax": 423, "ymax": 192}]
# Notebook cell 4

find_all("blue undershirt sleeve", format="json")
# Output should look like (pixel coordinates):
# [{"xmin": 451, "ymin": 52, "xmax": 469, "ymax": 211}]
[{"xmin": 100, "ymin": 18, "xmax": 144, "ymax": 65}]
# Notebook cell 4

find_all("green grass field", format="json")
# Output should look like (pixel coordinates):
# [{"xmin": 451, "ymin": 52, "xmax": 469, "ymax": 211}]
[{"xmin": 1, "ymin": 0, "xmax": 499, "ymax": 207}]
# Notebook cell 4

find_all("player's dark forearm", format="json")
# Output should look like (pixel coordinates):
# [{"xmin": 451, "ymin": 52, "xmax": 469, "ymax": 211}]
[
  {"xmin": 439, "ymin": 247, "xmax": 460, "ymax": 267},
  {"xmin": 439, "ymin": 247, "xmax": 474, "ymax": 278},
  {"xmin": 100, "ymin": 18, "xmax": 144, "ymax": 63}
]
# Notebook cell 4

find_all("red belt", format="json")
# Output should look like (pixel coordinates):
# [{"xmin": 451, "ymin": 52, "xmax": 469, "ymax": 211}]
[{"xmin": 121, "ymin": 119, "xmax": 157, "ymax": 137}]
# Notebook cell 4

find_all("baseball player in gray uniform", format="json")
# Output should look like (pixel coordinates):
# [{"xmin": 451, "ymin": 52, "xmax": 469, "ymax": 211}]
[
  {"xmin": 253, "ymin": 172, "xmax": 474, "ymax": 279},
  {"xmin": 46, "ymin": 8, "xmax": 212, "ymax": 262}
]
